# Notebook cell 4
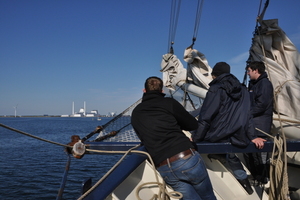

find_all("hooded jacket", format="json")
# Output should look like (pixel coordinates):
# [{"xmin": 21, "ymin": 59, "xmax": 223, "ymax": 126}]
[
  {"xmin": 131, "ymin": 91, "xmax": 198, "ymax": 166},
  {"xmin": 192, "ymin": 73, "xmax": 256, "ymax": 147},
  {"xmin": 248, "ymin": 72, "xmax": 273, "ymax": 137}
]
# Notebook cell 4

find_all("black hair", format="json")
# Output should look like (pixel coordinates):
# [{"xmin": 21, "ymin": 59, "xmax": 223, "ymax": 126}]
[{"xmin": 246, "ymin": 61, "xmax": 265, "ymax": 74}]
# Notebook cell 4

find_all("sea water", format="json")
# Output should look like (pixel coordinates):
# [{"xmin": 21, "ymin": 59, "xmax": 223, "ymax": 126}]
[{"xmin": 0, "ymin": 117, "xmax": 122, "ymax": 200}]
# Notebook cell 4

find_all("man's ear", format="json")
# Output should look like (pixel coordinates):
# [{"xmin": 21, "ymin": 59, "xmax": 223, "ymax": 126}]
[{"xmin": 143, "ymin": 89, "xmax": 146, "ymax": 93}]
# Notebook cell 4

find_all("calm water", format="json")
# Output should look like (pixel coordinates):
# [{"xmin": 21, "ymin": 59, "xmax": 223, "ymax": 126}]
[{"xmin": 0, "ymin": 117, "xmax": 122, "ymax": 200}]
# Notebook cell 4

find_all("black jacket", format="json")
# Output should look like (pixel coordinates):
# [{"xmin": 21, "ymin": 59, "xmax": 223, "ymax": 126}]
[
  {"xmin": 248, "ymin": 72, "xmax": 273, "ymax": 137},
  {"xmin": 192, "ymin": 73, "xmax": 256, "ymax": 147},
  {"xmin": 131, "ymin": 91, "xmax": 197, "ymax": 166}
]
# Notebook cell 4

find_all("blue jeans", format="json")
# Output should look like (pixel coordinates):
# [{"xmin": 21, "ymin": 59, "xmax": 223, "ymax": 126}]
[
  {"xmin": 157, "ymin": 151, "xmax": 216, "ymax": 200},
  {"xmin": 227, "ymin": 153, "xmax": 247, "ymax": 180}
]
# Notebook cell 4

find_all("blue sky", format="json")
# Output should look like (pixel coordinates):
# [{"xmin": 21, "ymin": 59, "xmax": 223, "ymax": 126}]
[{"xmin": 1, "ymin": 0, "xmax": 299, "ymax": 116}]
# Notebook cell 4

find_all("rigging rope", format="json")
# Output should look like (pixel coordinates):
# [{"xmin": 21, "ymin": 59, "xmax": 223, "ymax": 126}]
[
  {"xmin": 0, "ymin": 123, "xmax": 71, "ymax": 148},
  {"xmin": 168, "ymin": 0, "xmax": 205, "ymax": 109},
  {"xmin": 192, "ymin": 0, "xmax": 204, "ymax": 40},
  {"xmin": 183, "ymin": 0, "xmax": 205, "ymax": 109},
  {"xmin": 81, "ymin": 98, "xmax": 141, "ymax": 142},
  {"xmin": 93, "ymin": 123, "xmax": 131, "ymax": 142},
  {"xmin": 186, "ymin": 0, "xmax": 204, "ymax": 49},
  {"xmin": 167, "ymin": 0, "xmax": 205, "ymax": 52},
  {"xmin": 168, "ymin": 0, "xmax": 181, "ymax": 54}
]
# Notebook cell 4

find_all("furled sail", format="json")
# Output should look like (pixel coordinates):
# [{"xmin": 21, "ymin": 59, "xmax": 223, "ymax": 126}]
[
  {"xmin": 184, "ymin": 47, "xmax": 212, "ymax": 89},
  {"xmin": 160, "ymin": 48, "xmax": 212, "ymax": 100}
]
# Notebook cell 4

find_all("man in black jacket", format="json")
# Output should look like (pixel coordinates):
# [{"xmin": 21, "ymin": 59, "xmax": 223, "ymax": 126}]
[
  {"xmin": 192, "ymin": 62, "xmax": 265, "ymax": 194},
  {"xmin": 244, "ymin": 61, "xmax": 273, "ymax": 184},
  {"xmin": 131, "ymin": 76, "xmax": 216, "ymax": 200}
]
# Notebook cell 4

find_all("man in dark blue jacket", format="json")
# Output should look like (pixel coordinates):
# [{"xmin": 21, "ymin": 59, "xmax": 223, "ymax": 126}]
[
  {"xmin": 192, "ymin": 62, "xmax": 265, "ymax": 194},
  {"xmin": 244, "ymin": 61, "xmax": 273, "ymax": 184},
  {"xmin": 131, "ymin": 76, "xmax": 216, "ymax": 200}
]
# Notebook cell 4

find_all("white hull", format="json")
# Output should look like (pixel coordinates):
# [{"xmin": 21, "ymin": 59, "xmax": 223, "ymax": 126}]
[{"xmin": 104, "ymin": 156, "xmax": 268, "ymax": 200}]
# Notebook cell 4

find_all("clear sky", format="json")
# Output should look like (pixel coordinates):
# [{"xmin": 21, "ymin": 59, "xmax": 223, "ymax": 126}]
[{"xmin": 1, "ymin": 0, "xmax": 299, "ymax": 116}]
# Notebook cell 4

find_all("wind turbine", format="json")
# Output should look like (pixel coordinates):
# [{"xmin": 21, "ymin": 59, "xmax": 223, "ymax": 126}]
[{"xmin": 13, "ymin": 104, "xmax": 18, "ymax": 117}]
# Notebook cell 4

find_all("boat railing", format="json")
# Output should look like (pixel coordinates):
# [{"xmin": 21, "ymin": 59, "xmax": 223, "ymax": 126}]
[
  {"xmin": 80, "ymin": 140, "xmax": 300, "ymax": 199},
  {"xmin": 85, "ymin": 140, "xmax": 300, "ymax": 154}
]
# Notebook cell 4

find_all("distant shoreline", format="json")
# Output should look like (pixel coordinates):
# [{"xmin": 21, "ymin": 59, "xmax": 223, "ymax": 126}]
[
  {"xmin": 0, "ymin": 115, "xmax": 60, "ymax": 118},
  {"xmin": 0, "ymin": 115, "xmax": 109, "ymax": 118}
]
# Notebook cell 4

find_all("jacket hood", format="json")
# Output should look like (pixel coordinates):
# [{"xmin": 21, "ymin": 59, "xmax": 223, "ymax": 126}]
[{"xmin": 210, "ymin": 73, "xmax": 242, "ymax": 100}]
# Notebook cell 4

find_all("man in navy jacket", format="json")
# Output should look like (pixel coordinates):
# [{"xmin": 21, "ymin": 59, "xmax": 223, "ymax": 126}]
[
  {"xmin": 192, "ymin": 62, "xmax": 265, "ymax": 194},
  {"xmin": 244, "ymin": 61, "xmax": 273, "ymax": 184}
]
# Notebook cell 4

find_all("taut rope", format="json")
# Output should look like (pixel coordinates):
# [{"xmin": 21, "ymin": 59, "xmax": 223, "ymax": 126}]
[
  {"xmin": 0, "ymin": 123, "xmax": 71, "ymax": 148},
  {"xmin": 168, "ymin": 0, "xmax": 181, "ymax": 54}
]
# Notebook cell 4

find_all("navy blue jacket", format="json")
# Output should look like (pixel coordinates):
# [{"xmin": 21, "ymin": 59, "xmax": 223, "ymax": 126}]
[
  {"xmin": 192, "ymin": 73, "xmax": 256, "ymax": 147},
  {"xmin": 248, "ymin": 72, "xmax": 273, "ymax": 137},
  {"xmin": 131, "ymin": 91, "xmax": 198, "ymax": 166}
]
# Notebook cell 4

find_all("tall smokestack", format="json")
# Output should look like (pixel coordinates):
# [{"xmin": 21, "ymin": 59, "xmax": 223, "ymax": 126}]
[{"xmin": 84, "ymin": 101, "xmax": 86, "ymax": 116}]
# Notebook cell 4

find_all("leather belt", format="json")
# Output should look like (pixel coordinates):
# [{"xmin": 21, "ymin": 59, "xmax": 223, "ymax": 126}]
[{"xmin": 156, "ymin": 148, "xmax": 196, "ymax": 168}]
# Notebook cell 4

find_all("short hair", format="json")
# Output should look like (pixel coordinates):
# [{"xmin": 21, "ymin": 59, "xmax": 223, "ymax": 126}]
[
  {"xmin": 246, "ymin": 61, "xmax": 265, "ymax": 74},
  {"xmin": 144, "ymin": 76, "xmax": 163, "ymax": 92}
]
